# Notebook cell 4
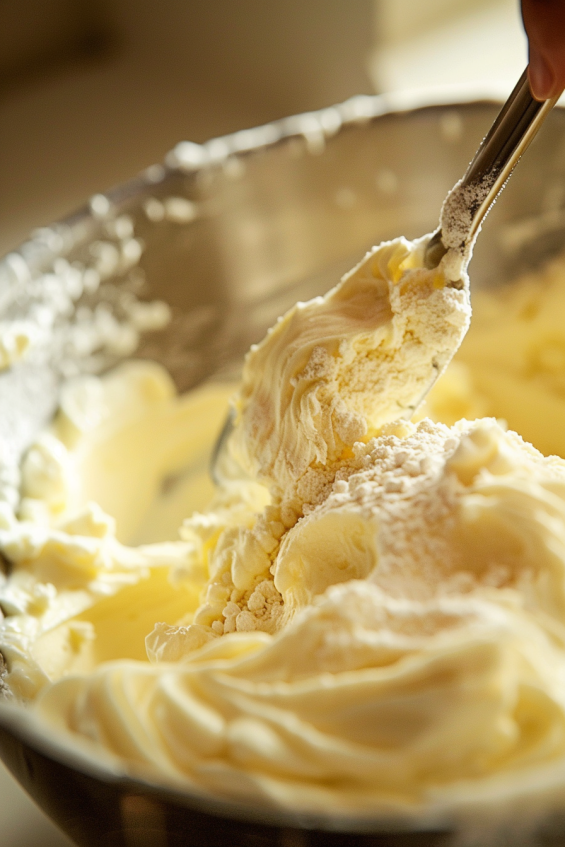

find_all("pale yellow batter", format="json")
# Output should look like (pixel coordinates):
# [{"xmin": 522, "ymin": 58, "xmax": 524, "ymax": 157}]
[{"xmin": 2, "ymin": 239, "xmax": 565, "ymax": 830}]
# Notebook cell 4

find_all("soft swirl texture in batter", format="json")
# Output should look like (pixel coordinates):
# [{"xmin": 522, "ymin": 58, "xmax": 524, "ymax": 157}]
[
  {"xmin": 35, "ymin": 418, "xmax": 565, "ymax": 817},
  {"xmin": 5, "ymin": 237, "xmax": 565, "ymax": 828},
  {"xmin": 228, "ymin": 235, "xmax": 469, "ymax": 499}
]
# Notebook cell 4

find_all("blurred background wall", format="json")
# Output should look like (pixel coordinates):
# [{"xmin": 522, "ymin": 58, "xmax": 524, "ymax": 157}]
[
  {"xmin": 0, "ymin": 2, "xmax": 528, "ymax": 844},
  {"xmin": 0, "ymin": 0, "xmax": 375, "ymax": 257}
]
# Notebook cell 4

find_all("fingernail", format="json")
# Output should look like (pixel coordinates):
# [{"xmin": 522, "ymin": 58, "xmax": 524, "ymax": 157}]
[{"xmin": 529, "ymin": 47, "xmax": 556, "ymax": 100}]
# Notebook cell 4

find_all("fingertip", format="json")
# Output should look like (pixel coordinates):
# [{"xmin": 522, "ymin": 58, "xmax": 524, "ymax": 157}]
[{"xmin": 528, "ymin": 47, "xmax": 557, "ymax": 101}]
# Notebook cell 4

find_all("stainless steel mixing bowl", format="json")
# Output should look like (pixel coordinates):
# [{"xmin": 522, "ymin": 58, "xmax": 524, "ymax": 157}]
[{"xmin": 1, "ymin": 92, "xmax": 565, "ymax": 846}]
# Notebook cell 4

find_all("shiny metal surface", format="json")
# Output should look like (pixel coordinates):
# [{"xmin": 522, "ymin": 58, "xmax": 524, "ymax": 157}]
[
  {"xmin": 425, "ymin": 69, "xmax": 562, "ymax": 268},
  {"xmin": 2, "ymin": 94, "xmax": 565, "ymax": 845}
]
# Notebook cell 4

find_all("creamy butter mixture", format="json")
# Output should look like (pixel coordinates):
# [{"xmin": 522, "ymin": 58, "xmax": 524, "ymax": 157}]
[{"xmin": 3, "ymin": 237, "xmax": 565, "ymax": 826}]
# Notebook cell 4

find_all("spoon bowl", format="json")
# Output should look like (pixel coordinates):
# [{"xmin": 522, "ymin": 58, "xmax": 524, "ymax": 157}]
[{"xmin": 210, "ymin": 72, "xmax": 562, "ymax": 486}]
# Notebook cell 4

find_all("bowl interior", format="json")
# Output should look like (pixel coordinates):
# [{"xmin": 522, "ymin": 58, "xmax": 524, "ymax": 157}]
[{"xmin": 2, "ymin": 96, "xmax": 565, "ymax": 845}]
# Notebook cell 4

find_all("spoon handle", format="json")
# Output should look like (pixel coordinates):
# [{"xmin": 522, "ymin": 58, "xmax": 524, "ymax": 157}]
[
  {"xmin": 465, "ymin": 68, "xmax": 559, "ymax": 243},
  {"xmin": 425, "ymin": 69, "xmax": 561, "ymax": 269}
]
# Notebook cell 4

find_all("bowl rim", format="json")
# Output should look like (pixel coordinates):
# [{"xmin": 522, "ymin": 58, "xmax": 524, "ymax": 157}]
[
  {"xmin": 0, "ymin": 84, "xmax": 515, "ymax": 276},
  {"xmin": 0, "ymin": 701, "xmax": 455, "ymax": 834}
]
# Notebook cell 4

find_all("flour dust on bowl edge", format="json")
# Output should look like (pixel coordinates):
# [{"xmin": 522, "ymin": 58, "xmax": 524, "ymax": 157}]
[{"xmin": 2, "ymin": 93, "xmax": 565, "ymax": 846}]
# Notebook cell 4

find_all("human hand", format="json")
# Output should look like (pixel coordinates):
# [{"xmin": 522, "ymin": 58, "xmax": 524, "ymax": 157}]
[{"xmin": 521, "ymin": 0, "xmax": 565, "ymax": 100}]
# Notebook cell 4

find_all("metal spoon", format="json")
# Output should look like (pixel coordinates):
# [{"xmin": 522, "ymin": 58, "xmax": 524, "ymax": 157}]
[
  {"xmin": 425, "ymin": 68, "xmax": 561, "ymax": 270},
  {"xmin": 211, "ymin": 69, "xmax": 561, "ymax": 486}
]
